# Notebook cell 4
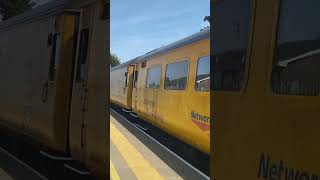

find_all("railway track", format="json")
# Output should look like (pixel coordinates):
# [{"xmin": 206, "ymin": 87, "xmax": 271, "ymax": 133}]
[{"xmin": 0, "ymin": 128, "xmax": 97, "ymax": 180}]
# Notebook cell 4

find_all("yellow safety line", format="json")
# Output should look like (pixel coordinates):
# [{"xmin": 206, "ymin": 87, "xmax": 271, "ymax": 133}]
[
  {"xmin": 110, "ymin": 122, "xmax": 164, "ymax": 180},
  {"xmin": 110, "ymin": 160, "xmax": 120, "ymax": 180}
]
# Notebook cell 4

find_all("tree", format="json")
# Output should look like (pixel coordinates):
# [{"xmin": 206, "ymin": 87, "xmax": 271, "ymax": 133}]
[
  {"xmin": 0, "ymin": 0, "xmax": 35, "ymax": 21},
  {"xmin": 201, "ymin": 15, "xmax": 211, "ymax": 31},
  {"xmin": 110, "ymin": 53, "xmax": 121, "ymax": 67},
  {"xmin": 203, "ymin": 16, "xmax": 211, "ymax": 25}
]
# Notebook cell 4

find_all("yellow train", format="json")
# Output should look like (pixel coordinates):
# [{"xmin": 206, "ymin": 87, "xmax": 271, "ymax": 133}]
[
  {"xmin": 0, "ymin": 0, "xmax": 108, "ymax": 179},
  {"xmin": 212, "ymin": 0, "xmax": 320, "ymax": 179},
  {"xmin": 111, "ymin": 28, "xmax": 210, "ymax": 154}
]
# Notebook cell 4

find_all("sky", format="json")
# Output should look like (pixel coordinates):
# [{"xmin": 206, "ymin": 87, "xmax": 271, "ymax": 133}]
[{"xmin": 111, "ymin": 0, "xmax": 210, "ymax": 63}]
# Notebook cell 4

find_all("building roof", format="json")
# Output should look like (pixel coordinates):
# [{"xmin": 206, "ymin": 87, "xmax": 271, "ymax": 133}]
[{"xmin": 111, "ymin": 28, "xmax": 210, "ymax": 71}]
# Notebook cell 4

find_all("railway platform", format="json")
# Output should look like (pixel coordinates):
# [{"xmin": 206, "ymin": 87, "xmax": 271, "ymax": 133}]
[
  {"xmin": 110, "ymin": 110, "xmax": 209, "ymax": 180},
  {"xmin": 0, "ymin": 169, "xmax": 13, "ymax": 180}
]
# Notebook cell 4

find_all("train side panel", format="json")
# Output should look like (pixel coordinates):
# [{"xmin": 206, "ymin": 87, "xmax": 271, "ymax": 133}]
[
  {"xmin": 212, "ymin": 0, "xmax": 320, "ymax": 179},
  {"xmin": 133, "ymin": 38, "xmax": 210, "ymax": 154},
  {"xmin": 110, "ymin": 65, "xmax": 134, "ymax": 109},
  {"xmin": 0, "ymin": 13, "xmax": 72, "ymax": 151},
  {"xmin": 0, "ymin": 1, "xmax": 108, "ymax": 179}
]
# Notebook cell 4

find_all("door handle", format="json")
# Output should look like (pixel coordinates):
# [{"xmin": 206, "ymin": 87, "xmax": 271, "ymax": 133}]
[{"xmin": 41, "ymin": 82, "xmax": 49, "ymax": 103}]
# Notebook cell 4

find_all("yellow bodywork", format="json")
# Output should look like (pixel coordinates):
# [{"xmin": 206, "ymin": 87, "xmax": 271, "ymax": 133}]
[
  {"xmin": 212, "ymin": 0, "xmax": 320, "ymax": 179},
  {"xmin": 111, "ymin": 37, "xmax": 210, "ymax": 154},
  {"xmin": 110, "ymin": 65, "xmax": 134, "ymax": 109},
  {"xmin": 0, "ymin": 1, "xmax": 109, "ymax": 179}
]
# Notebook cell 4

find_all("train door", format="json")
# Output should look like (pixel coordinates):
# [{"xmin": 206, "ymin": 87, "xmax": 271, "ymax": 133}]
[
  {"xmin": 41, "ymin": 11, "xmax": 80, "ymax": 151},
  {"xmin": 126, "ymin": 65, "xmax": 134, "ymax": 109},
  {"xmin": 145, "ymin": 65, "xmax": 161, "ymax": 122},
  {"xmin": 80, "ymin": 1, "xmax": 108, "ymax": 177},
  {"xmin": 132, "ymin": 64, "xmax": 139, "ymax": 110},
  {"xmin": 69, "ymin": 7, "xmax": 91, "ymax": 161},
  {"xmin": 120, "ymin": 65, "xmax": 134, "ymax": 109},
  {"xmin": 122, "ymin": 68, "xmax": 127, "ymax": 103}
]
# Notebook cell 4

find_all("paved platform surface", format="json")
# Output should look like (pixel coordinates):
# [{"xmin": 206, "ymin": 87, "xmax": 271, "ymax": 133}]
[
  {"xmin": 110, "ymin": 115, "xmax": 183, "ymax": 180},
  {"xmin": 0, "ymin": 168, "xmax": 13, "ymax": 180},
  {"xmin": 110, "ymin": 109, "xmax": 210, "ymax": 180}
]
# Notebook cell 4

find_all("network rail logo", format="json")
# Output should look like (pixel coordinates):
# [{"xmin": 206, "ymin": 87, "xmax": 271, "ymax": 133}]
[
  {"xmin": 191, "ymin": 111, "xmax": 210, "ymax": 131},
  {"xmin": 257, "ymin": 153, "xmax": 320, "ymax": 180}
]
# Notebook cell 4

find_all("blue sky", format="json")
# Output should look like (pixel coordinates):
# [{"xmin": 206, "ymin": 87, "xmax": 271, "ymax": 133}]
[{"xmin": 111, "ymin": 0, "xmax": 210, "ymax": 63}]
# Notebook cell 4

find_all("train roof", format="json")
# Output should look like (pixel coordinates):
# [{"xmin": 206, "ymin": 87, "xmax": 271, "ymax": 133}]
[
  {"xmin": 0, "ymin": 0, "xmax": 95, "ymax": 31},
  {"xmin": 111, "ymin": 28, "xmax": 210, "ymax": 71}
]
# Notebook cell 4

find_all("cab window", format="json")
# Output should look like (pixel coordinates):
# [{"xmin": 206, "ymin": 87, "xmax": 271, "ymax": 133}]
[
  {"xmin": 212, "ymin": 0, "xmax": 253, "ymax": 91},
  {"xmin": 146, "ymin": 66, "xmax": 161, "ymax": 89},
  {"xmin": 165, "ymin": 60, "xmax": 188, "ymax": 90},
  {"xmin": 196, "ymin": 56, "xmax": 210, "ymax": 92},
  {"xmin": 272, "ymin": 0, "xmax": 320, "ymax": 96}
]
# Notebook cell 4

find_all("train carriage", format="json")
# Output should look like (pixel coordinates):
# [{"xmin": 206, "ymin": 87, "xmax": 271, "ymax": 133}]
[
  {"xmin": 111, "ymin": 29, "xmax": 210, "ymax": 154},
  {"xmin": 0, "ymin": 0, "xmax": 108, "ymax": 178},
  {"xmin": 212, "ymin": 0, "xmax": 320, "ymax": 179}
]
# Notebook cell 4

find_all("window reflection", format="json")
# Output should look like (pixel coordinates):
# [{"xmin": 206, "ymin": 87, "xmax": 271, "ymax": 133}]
[
  {"xmin": 212, "ymin": 0, "xmax": 252, "ymax": 91},
  {"xmin": 272, "ymin": 0, "xmax": 320, "ymax": 96},
  {"xmin": 196, "ymin": 56, "xmax": 210, "ymax": 92},
  {"xmin": 146, "ymin": 66, "xmax": 161, "ymax": 89},
  {"xmin": 165, "ymin": 60, "xmax": 188, "ymax": 90}
]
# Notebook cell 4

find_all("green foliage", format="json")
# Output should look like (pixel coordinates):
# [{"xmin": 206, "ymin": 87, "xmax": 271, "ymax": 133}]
[
  {"xmin": 201, "ymin": 15, "xmax": 211, "ymax": 31},
  {"xmin": 203, "ymin": 16, "xmax": 211, "ymax": 24},
  {"xmin": 0, "ymin": 0, "xmax": 35, "ymax": 21},
  {"xmin": 110, "ymin": 53, "xmax": 121, "ymax": 67}
]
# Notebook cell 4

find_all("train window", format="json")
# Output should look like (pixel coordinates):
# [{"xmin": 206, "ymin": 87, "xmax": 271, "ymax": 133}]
[
  {"xmin": 76, "ymin": 29, "xmax": 89, "ymax": 82},
  {"xmin": 272, "ymin": 0, "xmax": 320, "ymax": 96},
  {"xmin": 165, "ymin": 60, "xmax": 189, "ymax": 90},
  {"xmin": 196, "ymin": 56, "xmax": 210, "ymax": 92},
  {"xmin": 134, "ymin": 70, "xmax": 139, "ymax": 88},
  {"xmin": 49, "ymin": 33, "xmax": 61, "ymax": 81},
  {"xmin": 212, "ymin": 0, "xmax": 253, "ymax": 91},
  {"xmin": 124, "ymin": 72, "xmax": 128, "ymax": 87},
  {"xmin": 146, "ymin": 67, "xmax": 161, "ymax": 89}
]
